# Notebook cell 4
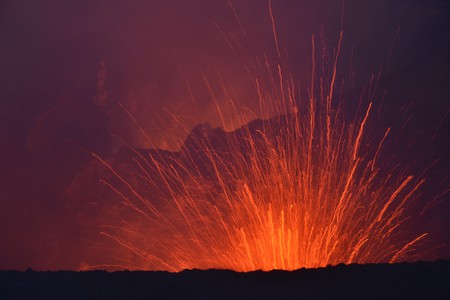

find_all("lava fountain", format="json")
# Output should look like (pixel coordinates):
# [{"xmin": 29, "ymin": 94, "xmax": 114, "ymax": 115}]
[{"xmin": 89, "ymin": 24, "xmax": 430, "ymax": 271}]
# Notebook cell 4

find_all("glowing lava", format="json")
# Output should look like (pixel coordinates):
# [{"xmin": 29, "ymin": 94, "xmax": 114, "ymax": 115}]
[{"xmin": 87, "ymin": 29, "xmax": 430, "ymax": 272}]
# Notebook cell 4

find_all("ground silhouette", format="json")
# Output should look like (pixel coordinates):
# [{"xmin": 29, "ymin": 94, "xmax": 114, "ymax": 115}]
[{"xmin": 1, "ymin": 260, "xmax": 449, "ymax": 299}]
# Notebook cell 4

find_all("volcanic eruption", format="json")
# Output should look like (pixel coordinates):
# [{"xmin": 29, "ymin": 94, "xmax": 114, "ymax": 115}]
[{"xmin": 87, "ymin": 20, "xmax": 434, "ymax": 271}]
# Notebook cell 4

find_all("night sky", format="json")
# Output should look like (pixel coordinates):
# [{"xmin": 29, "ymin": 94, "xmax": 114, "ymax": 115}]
[{"xmin": 0, "ymin": 0, "xmax": 449, "ymax": 270}]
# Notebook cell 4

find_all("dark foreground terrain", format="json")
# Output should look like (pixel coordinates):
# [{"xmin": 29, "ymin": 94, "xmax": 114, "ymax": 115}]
[{"xmin": 1, "ymin": 260, "xmax": 449, "ymax": 299}]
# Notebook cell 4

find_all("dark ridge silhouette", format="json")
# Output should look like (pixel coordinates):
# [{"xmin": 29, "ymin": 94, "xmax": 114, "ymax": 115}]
[{"xmin": 1, "ymin": 260, "xmax": 449, "ymax": 299}]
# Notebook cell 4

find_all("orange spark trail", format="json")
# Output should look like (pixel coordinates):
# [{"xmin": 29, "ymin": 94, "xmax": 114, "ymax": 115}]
[
  {"xmin": 371, "ymin": 127, "xmax": 390, "ymax": 171},
  {"xmin": 227, "ymin": 0, "xmax": 247, "ymax": 35},
  {"xmin": 269, "ymin": 0, "xmax": 281, "ymax": 58},
  {"xmin": 353, "ymin": 102, "xmax": 372, "ymax": 161}
]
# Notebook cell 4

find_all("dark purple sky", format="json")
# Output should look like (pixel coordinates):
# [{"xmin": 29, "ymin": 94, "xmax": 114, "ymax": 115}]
[{"xmin": 0, "ymin": 0, "xmax": 449, "ymax": 270}]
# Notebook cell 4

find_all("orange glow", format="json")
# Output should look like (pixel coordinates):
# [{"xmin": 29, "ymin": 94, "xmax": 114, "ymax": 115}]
[{"xmin": 89, "ymin": 32, "xmax": 429, "ymax": 272}]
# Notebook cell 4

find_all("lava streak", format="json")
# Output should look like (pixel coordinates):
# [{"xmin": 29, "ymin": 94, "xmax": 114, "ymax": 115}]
[{"xmin": 91, "ymin": 33, "xmax": 428, "ymax": 272}]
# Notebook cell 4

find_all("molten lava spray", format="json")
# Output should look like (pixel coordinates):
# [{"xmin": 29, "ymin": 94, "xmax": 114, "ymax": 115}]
[{"xmin": 90, "ymin": 29, "xmax": 429, "ymax": 272}]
